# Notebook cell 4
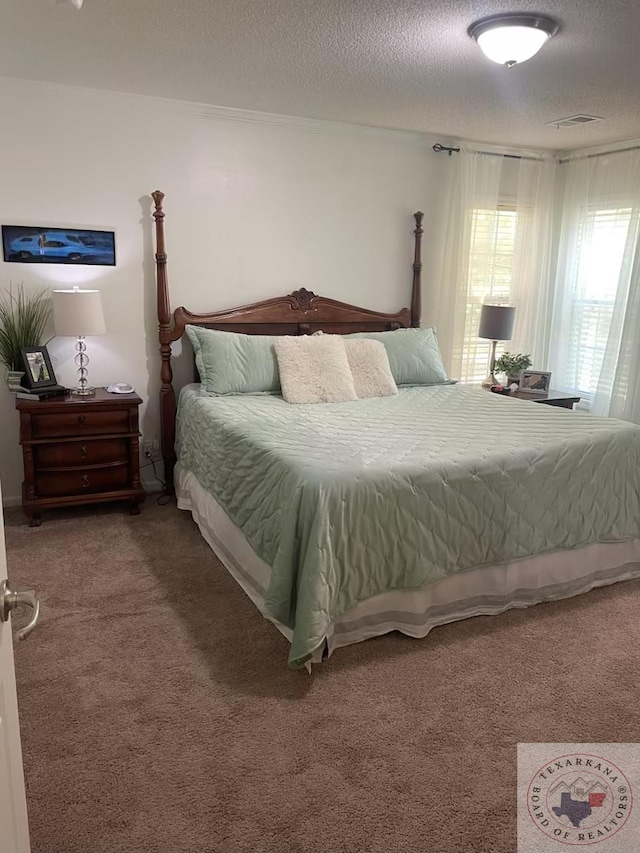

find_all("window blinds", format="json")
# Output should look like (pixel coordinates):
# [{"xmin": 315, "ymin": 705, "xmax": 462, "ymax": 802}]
[
  {"xmin": 563, "ymin": 206, "xmax": 632, "ymax": 399},
  {"xmin": 459, "ymin": 207, "xmax": 518, "ymax": 384}
]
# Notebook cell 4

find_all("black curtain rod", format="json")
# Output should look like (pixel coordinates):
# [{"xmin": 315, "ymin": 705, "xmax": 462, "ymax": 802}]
[
  {"xmin": 434, "ymin": 141, "xmax": 640, "ymax": 165},
  {"xmin": 432, "ymin": 143, "xmax": 461, "ymax": 155},
  {"xmin": 432, "ymin": 143, "xmax": 540, "ymax": 161}
]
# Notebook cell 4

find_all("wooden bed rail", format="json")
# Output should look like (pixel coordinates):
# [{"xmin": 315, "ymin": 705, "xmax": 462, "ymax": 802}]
[{"xmin": 152, "ymin": 191, "xmax": 424, "ymax": 493}]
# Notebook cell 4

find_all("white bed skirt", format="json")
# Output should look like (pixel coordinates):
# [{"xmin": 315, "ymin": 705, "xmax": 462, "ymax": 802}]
[{"xmin": 176, "ymin": 463, "xmax": 640, "ymax": 663}]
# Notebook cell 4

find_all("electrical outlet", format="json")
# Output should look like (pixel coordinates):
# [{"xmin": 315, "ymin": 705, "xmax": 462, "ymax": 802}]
[{"xmin": 143, "ymin": 439, "xmax": 159, "ymax": 454}]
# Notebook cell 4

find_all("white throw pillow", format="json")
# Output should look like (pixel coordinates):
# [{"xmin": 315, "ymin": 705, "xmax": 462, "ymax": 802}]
[
  {"xmin": 274, "ymin": 335, "xmax": 358, "ymax": 404},
  {"xmin": 344, "ymin": 338, "xmax": 398, "ymax": 399}
]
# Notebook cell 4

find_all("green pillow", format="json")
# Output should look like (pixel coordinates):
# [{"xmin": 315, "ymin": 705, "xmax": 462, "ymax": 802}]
[
  {"xmin": 346, "ymin": 327, "xmax": 449, "ymax": 386},
  {"xmin": 185, "ymin": 326, "xmax": 280, "ymax": 396}
]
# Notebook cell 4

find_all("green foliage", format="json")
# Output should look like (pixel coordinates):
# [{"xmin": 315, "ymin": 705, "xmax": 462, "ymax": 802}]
[
  {"xmin": 494, "ymin": 351, "xmax": 532, "ymax": 376},
  {"xmin": 0, "ymin": 283, "xmax": 51, "ymax": 371}
]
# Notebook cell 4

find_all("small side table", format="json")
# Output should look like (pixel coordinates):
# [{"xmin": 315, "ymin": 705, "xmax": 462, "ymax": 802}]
[
  {"xmin": 508, "ymin": 388, "xmax": 581, "ymax": 409},
  {"xmin": 478, "ymin": 386, "xmax": 581, "ymax": 410},
  {"xmin": 16, "ymin": 388, "xmax": 146, "ymax": 526}
]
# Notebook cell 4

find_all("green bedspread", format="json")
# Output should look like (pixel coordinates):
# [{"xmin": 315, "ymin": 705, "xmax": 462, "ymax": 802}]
[{"xmin": 176, "ymin": 384, "xmax": 640, "ymax": 666}]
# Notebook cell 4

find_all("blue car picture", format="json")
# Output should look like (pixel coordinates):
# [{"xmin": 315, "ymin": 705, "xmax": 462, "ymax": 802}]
[{"xmin": 2, "ymin": 225, "xmax": 115, "ymax": 266}]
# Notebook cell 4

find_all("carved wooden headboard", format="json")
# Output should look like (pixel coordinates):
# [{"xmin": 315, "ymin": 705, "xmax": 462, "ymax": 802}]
[{"xmin": 152, "ymin": 190, "xmax": 424, "ymax": 492}]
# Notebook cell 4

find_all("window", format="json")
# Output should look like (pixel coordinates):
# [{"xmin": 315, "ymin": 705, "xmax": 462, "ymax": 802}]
[
  {"xmin": 458, "ymin": 206, "xmax": 518, "ymax": 384},
  {"xmin": 560, "ymin": 206, "xmax": 633, "ymax": 401}
]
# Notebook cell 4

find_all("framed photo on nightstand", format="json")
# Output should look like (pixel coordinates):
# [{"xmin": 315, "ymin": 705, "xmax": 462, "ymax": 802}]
[
  {"xmin": 20, "ymin": 346, "xmax": 59, "ymax": 390},
  {"xmin": 520, "ymin": 370, "xmax": 552, "ymax": 395}
]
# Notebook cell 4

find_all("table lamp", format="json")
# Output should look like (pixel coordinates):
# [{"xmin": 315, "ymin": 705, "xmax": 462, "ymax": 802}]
[
  {"xmin": 478, "ymin": 303, "xmax": 516, "ymax": 388},
  {"xmin": 52, "ymin": 287, "xmax": 106, "ymax": 396}
]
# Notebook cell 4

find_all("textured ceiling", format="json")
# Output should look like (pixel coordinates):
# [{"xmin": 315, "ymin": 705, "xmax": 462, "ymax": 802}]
[{"xmin": 2, "ymin": 0, "xmax": 640, "ymax": 150}]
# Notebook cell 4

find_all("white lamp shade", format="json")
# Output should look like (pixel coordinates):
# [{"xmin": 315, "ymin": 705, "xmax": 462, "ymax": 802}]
[
  {"xmin": 52, "ymin": 289, "xmax": 106, "ymax": 337},
  {"xmin": 476, "ymin": 25, "xmax": 549, "ymax": 66}
]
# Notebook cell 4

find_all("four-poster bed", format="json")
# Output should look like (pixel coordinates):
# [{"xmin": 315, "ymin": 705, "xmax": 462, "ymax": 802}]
[
  {"xmin": 151, "ymin": 191, "xmax": 640, "ymax": 668},
  {"xmin": 152, "ymin": 189, "xmax": 424, "ymax": 494}
]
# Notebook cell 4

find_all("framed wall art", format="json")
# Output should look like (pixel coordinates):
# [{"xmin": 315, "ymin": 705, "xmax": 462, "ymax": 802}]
[{"xmin": 2, "ymin": 225, "xmax": 115, "ymax": 266}]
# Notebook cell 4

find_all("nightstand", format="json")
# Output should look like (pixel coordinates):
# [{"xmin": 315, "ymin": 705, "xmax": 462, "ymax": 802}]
[
  {"xmin": 16, "ymin": 388, "xmax": 146, "ymax": 526},
  {"xmin": 506, "ymin": 388, "xmax": 581, "ymax": 409},
  {"xmin": 478, "ymin": 386, "xmax": 581, "ymax": 409}
]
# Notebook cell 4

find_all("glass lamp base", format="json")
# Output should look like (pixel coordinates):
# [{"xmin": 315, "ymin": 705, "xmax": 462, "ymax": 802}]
[{"xmin": 73, "ymin": 337, "xmax": 95, "ymax": 396}]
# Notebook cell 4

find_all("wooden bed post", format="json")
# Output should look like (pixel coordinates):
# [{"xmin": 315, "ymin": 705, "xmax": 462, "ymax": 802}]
[
  {"xmin": 152, "ymin": 190, "xmax": 177, "ymax": 494},
  {"xmin": 411, "ymin": 211, "xmax": 423, "ymax": 328}
]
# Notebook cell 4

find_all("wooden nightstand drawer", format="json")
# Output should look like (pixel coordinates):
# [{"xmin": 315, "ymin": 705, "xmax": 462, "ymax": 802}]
[
  {"xmin": 31, "ymin": 410, "xmax": 130, "ymax": 438},
  {"xmin": 17, "ymin": 388, "xmax": 145, "ymax": 524},
  {"xmin": 36, "ymin": 464, "xmax": 130, "ymax": 498},
  {"xmin": 34, "ymin": 439, "xmax": 130, "ymax": 469}
]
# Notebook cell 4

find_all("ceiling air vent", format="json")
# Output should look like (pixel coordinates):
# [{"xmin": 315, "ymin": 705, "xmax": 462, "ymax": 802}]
[{"xmin": 545, "ymin": 115, "xmax": 603, "ymax": 129}]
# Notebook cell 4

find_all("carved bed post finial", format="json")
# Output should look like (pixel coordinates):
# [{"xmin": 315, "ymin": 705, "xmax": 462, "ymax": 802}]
[
  {"xmin": 411, "ymin": 211, "xmax": 424, "ymax": 328},
  {"xmin": 152, "ymin": 190, "xmax": 177, "ymax": 493}
]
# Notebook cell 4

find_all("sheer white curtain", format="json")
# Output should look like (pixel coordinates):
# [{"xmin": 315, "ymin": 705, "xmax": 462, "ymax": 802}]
[
  {"xmin": 548, "ymin": 149, "xmax": 640, "ymax": 421},
  {"xmin": 434, "ymin": 148, "xmax": 500, "ymax": 381},
  {"xmin": 509, "ymin": 157, "xmax": 557, "ymax": 364},
  {"xmin": 434, "ymin": 148, "xmax": 556, "ymax": 382}
]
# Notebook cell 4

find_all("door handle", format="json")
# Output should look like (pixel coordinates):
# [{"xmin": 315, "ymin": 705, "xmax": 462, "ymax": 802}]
[{"xmin": 0, "ymin": 579, "xmax": 41, "ymax": 641}]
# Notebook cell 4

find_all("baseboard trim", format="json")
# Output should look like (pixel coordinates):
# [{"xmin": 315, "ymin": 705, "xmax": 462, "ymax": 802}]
[
  {"xmin": 142, "ymin": 474, "xmax": 165, "ymax": 494},
  {"xmin": 2, "ymin": 495, "xmax": 22, "ymax": 508}
]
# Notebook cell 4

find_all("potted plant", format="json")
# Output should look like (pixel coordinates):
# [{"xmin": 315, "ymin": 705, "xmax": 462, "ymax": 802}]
[
  {"xmin": 0, "ymin": 283, "xmax": 51, "ymax": 390},
  {"xmin": 494, "ymin": 352, "xmax": 532, "ymax": 387}
]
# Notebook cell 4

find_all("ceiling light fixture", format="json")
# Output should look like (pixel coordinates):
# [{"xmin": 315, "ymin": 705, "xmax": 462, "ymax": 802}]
[
  {"xmin": 53, "ymin": 0, "xmax": 84, "ymax": 9},
  {"xmin": 468, "ymin": 13, "xmax": 558, "ymax": 68}
]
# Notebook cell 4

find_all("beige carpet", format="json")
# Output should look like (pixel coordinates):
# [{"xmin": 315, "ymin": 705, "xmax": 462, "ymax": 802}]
[{"xmin": 4, "ymin": 501, "xmax": 640, "ymax": 853}]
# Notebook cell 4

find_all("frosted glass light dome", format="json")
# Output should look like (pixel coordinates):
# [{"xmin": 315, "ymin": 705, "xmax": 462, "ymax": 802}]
[{"xmin": 469, "ymin": 14, "xmax": 559, "ymax": 68}]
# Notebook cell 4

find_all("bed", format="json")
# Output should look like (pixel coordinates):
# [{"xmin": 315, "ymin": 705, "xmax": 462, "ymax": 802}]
[{"xmin": 152, "ymin": 191, "xmax": 640, "ymax": 667}]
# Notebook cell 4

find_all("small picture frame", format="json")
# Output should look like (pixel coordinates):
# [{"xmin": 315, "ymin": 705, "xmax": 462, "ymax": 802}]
[
  {"xmin": 520, "ymin": 370, "xmax": 552, "ymax": 395},
  {"xmin": 20, "ymin": 346, "xmax": 58, "ymax": 390}
]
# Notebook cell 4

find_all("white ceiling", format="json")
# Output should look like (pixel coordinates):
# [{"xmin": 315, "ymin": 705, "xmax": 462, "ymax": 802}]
[{"xmin": 2, "ymin": 0, "xmax": 640, "ymax": 151}]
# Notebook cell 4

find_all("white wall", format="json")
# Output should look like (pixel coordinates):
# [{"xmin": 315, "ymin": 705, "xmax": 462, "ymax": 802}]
[{"xmin": 0, "ymin": 78, "xmax": 448, "ymax": 504}]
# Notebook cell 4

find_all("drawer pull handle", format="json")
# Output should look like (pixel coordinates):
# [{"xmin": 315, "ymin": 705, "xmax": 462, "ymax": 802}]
[
  {"xmin": 80, "ymin": 445, "xmax": 88, "ymax": 459},
  {"xmin": 78, "ymin": 415, "xmax": 86, "ymax": 427},
  {"xmin": 81, "ymin": 475, "xmax": 90, "ymax": 489}
]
